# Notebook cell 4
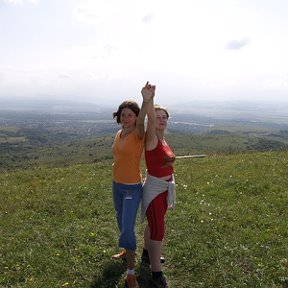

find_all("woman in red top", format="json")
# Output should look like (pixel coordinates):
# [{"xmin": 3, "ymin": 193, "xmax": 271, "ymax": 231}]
[{"xmin": 141, "ymin": 93, "xmax": 176, "ymax": 288}]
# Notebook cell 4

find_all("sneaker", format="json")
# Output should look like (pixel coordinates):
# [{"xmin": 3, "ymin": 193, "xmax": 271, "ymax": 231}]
[
  {"xmin": 126, "ymin": 274, "xmax": 139, "ymax": 288},
  {"xmin": 150, "ymin": 276, "xmax": 168, "ymax": 288},
  {"xmin": 141, "ymin": 252, "xmax": 165, "ymax": 264},
  {"xmin": 112, "ymin": 249, "xmax": 126, "ymax": 260}
]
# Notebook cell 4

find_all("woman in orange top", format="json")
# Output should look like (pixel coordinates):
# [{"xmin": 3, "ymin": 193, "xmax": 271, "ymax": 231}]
[{"xmin": 111, "ymin": 82, "xmax": 155, "ymax": 288}]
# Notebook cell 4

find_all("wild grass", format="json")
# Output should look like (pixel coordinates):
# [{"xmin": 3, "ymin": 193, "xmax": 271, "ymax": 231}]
[{"xmin": 0, "ymin": 151, "xmax": 288, "ymax": 287}]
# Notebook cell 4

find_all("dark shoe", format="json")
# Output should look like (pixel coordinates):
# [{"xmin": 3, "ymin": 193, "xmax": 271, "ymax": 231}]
[
  {"xmin": 140, "ymin": 251, "xmax": 149, "ymax": 264},
  {"xmin": 150, "ymin": 276, "xmax": 168, "ymax": 288},
  {"xmin": 141, "ymin": 252, "xmax": 165, "ymax": 264}
]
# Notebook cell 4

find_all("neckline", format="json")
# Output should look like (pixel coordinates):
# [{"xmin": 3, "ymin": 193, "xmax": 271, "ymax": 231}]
[
  {"xmin": 120, "ymin": 128, "xmax": 135, "ymax": 139},
  {"xmin": 158, "ymin": 137, "xmax": 168, "ymax": 147}
]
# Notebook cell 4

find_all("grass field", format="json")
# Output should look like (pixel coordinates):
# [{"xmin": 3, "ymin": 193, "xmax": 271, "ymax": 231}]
[{"xmin": 1, "ymin": 151, "xmax": 288, "ymax": 288}]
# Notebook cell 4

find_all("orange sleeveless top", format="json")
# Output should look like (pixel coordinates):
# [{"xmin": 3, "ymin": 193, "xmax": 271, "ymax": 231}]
[{"xmin": 112, "ymin": 129, "xmax": 144, "ymax": 183}]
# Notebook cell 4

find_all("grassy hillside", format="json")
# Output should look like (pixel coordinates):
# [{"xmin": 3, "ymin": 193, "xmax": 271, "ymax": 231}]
[
  {"xmin": 2, "ymin": 130, "xmax": 288, "ymax": 171},
  {"xmin": 0, "ymin": 151, "xmax": 288, "ymax": 288},
  {"xmin": 2, "ymin": 108, "xmax": 288, "ymax": 170}
]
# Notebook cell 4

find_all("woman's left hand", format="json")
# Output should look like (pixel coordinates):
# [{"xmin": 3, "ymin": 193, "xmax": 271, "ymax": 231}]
[{"xmin": 141, "ymin": 81, "xmax": 156, "ymax": 102}]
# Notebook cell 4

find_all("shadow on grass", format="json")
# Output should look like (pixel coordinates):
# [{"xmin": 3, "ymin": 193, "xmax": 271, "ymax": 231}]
[
  {"xmin": 137, "ymin": 262, "xmax": 152, "ymax": 288},
  {"xmin": 282, "ymin": 279, "xmax": 288, "ymax": 288},
  {"xmin": 90, "ymin": 260, "xmax": 126, "ymax": 288},
  {"xmin": 90, "ymin": 260, "xmax": 153, "ymax": 288}
]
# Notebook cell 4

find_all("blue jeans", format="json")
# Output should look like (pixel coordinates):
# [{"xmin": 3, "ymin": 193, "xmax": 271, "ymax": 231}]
[{"xmin": 112, "ymin": 181, "xmax": 142, "ymax": 251}]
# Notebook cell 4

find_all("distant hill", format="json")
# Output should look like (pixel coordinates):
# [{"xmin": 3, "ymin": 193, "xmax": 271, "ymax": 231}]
[
  {"xmin": 171, "ymin": 99, "xmax": 288, "ymax": 124},
  {"xmin": 1, "ymin": 97, "xmax": 288, "ymax": 124},
  {"xmin": 0, "ymin": 97, "xmax": 107, "ymax": 113}
]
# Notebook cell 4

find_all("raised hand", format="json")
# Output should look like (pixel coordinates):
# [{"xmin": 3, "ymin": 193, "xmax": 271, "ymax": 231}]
[{"xmin": 141, "ymin": 81, "xmax": 156, "ymax": 102}]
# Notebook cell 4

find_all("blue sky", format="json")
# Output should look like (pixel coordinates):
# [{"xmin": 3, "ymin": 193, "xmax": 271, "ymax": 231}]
[{"xmin": 0, "ymin": 0, "xmax": 288, "ymax": 105}]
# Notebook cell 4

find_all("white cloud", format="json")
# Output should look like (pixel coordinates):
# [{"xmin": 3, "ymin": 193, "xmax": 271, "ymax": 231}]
[
  {"xmin": 141, "ymin": 13, "xmax": 155, "ymax": 24},
  {"xmin": 2, "ymin": 0, "xmax": 37, "ymax": 4},
  {"xmin": 73, "ymin": 0, "xmax": 131, "ymax": 25},
  {"xmin": 225, "ymin": 38, "xmax": 250, "ymax": 50},
  {"xmin": 264, "ymin": 73, "xmax": 288, "ymax": 90}
]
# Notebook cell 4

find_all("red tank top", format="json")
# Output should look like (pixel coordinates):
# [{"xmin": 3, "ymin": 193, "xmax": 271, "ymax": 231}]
[{"xmin": 145, "ymin": 139, "xmax": 175, "ymax": 178}]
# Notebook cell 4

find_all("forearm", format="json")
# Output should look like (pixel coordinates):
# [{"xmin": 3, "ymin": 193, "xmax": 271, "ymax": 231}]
[
  {"xmin": 147, "ymin": 98, "xmax": 155, "ymax": 124},
  {"xmin": 145, "ymin": 97, "xmax": 157, "ymax": 148},
  {"xmin": 136, "ymin": 99, "xmax": 150, "ymax": 138},
  {"xmin": 137, "ymin": 81, "xmax": 156, "ymax": 138},
  {"xmin": 137, "ymin": 100, "xmax": 150, "ymax": 125}
]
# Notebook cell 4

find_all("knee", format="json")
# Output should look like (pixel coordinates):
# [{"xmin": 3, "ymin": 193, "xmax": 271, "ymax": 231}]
[{"xmin": 150, "ymin": 226, "xmax": 165, "ymax": 241}]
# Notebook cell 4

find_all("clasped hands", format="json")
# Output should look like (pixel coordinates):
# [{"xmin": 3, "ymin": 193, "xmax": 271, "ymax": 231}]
[{"xmin": 141, "ymin": 81, "xmax": 156, "ymax": 102}]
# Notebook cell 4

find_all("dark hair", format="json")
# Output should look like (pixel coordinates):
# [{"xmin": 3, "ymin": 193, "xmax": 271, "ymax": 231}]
[
  {"xmin": 113, "ymin": 100, "xmax": 140, "ymax": 124},
  {"xmin": 154, "ymin": 104, "xmax": 170, "ymax": 119}
]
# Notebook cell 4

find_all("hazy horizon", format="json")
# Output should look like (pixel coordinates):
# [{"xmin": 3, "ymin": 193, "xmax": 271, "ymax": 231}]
[{"xmin": 1, "ymin": 97, "xmax": 288, "ymax": 124}]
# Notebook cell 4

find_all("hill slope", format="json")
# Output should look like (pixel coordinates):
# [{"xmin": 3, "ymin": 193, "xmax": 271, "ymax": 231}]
[{"xmin": 0, "ymin": 151, "xmax": 288, "ymax": 288}]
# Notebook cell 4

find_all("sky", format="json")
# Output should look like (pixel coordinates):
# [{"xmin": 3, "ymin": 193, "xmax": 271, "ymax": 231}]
[{"xmin": 0, "ymin": 0, "xmax": 288, "ymax": 106}]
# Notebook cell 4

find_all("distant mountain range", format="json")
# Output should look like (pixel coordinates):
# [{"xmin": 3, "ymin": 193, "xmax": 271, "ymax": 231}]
[
  {"xmin": 0, "ymin": 97, "xmax": 287, "ymax": 124},
  {"xmin": 0, "ymin": 97, "xmax": 105, "ymax": 113},
  {"xmin": 171, "ymin": 99, "xmax": 288, "ymax": 123}
]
